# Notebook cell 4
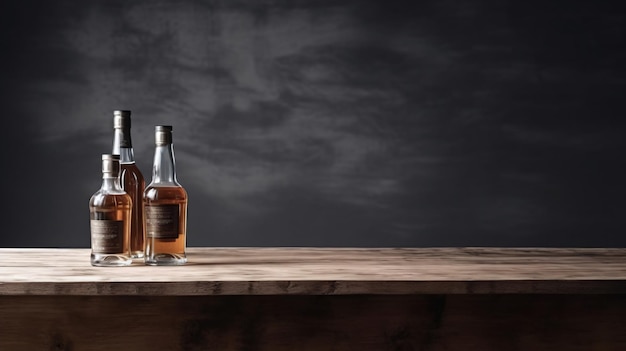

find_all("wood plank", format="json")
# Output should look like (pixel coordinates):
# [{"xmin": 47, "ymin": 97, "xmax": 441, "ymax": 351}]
[
  {"xmin": 2, "ymin": 294, "xmax": 626, "ymax": 351},
  {"xmin": 2, "ymin": 247, "xmax": 626, "ymax": 295}
]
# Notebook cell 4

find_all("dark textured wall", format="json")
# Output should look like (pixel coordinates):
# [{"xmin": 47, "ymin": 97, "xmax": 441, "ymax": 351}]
[{"xmin": 1, "ymin": 0, "xmax": 625, "ymax": 248}]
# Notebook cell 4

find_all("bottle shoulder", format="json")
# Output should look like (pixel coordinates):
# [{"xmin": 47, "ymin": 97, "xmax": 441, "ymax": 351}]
[
  {"xmin": 90, "ymin": 191, "xmax": 132, "ymax": 208},
  {"xmin": 144, "ymin": 184, "xmax": 187, "ymax": 201},
  {"xmin": 121, "ymin": 163, "xmax": 145, "ymax": 182}
]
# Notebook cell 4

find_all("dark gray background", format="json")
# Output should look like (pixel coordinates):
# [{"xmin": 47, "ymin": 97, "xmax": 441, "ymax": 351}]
[{"xmin": 1, "ymin": 0, "xmax": 625, "ymax": 248}]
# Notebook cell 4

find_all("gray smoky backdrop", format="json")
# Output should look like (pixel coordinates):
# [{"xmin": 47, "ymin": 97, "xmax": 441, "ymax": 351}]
[{"xmin": 1, "ymin": 0, "xmax": 625, "ymax": 248}]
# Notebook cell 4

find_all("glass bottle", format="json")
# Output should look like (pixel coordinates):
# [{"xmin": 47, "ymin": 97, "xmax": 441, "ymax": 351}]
[
  {"xmin": 144, "ymin": 125, "xmax": 188, "ymax": 265},
  {"xmin": 112, "ymin": 110, "xmax": 145, "ymax": 259},
  {"xmin": 89, "ymin": 154, "xmax": 132, "ymax": 266}
]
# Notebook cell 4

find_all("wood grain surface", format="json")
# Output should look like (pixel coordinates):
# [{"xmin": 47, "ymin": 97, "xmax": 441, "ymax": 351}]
[
  {"xmin": 2, "ymin": 247, "xmax": 626, "ymax": 295},
  {"xmin": 2, "ymin": 294, "xmax": 626, "ymax": 351},
  {"xmin": 2, "ymin": 248, "xmax": 626, "ymax": 350}
]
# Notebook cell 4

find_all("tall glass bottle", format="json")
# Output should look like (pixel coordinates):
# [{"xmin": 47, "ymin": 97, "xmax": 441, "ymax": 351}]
[
  {"xmin": 112, "ymin": 110, "xmax": 145, "ymax": 259},
  {"xmin": 89, "ymin": 154, "xmax": 132, "ymax": 266},
  {"xmin": 144, "ymin": 125, "xmax": 187, "ymax": 265}
]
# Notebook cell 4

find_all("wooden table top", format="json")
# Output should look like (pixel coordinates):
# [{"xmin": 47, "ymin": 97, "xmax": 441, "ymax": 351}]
[{"xmin": 1, "ymin": 247, "xmax": 626, "ymax": 295}]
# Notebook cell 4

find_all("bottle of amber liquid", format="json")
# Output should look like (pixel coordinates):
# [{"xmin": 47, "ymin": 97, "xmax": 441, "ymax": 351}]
[
  {"xmin": 144, "ymin": 125, "xmax": 187, "ymax": 265},
  {"xmin": 112, "ymin": 110, "xmax": 145, "ymax": 259},
  {"xmin": 89, "ymin": 154, "xmax": 132, "ymax": 266}
]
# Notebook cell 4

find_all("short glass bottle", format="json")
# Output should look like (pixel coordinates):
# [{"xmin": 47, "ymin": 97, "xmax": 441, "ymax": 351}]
[
  {"xmin": 112, "ymin": 110, "xmax": 146, "ymax": 259},
  {"xmin": 144, "ymin": 125, "xmax": 188, "ymax": 265},
  {"xmin": 89, "ymin": 154, "xmax": 133, "ymax": 266}
]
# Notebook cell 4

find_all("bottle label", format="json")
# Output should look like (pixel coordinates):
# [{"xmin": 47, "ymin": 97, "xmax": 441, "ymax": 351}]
[
  {"xmin": 145, "ymin": 204, "xmax": 180, "ymax": 238},
  {"xmin": 91, "ymin": 220, "xmax": 124, "ymax": 253}
]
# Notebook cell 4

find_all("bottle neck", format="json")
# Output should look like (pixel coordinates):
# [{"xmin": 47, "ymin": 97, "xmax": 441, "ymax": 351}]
[
  {"xmin": 100, "ymin": 174, "xmax": 125, "ymax": 193},
  {"xmin": 151, "ymin": 143, "xmax": 179, "ymax": 185},
  {"xmin": 113, "ymin": 128, "xmax": 135, "ymax": 163}
]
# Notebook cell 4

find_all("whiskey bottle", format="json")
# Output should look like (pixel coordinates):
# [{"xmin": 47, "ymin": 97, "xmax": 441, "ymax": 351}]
[
  {"xmin": 144, "ymin": 125, "xmax": 188, "ymax": 265},
  {"xmin": 89, "ymin": 154, "xmax": 132, "ymax": 266},
  {"xmin": 112, "ymin": 110, "xmax": 145, "ymax": 259}
]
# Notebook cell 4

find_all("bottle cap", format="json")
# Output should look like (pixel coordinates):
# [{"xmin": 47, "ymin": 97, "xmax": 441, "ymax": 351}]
[
  {"xmin": 113, "ymin": 110, "xmax": 131, "ymax": 129},
  {"xmin": 102, "ymin": 154, "xmax": 121, "ymax": 175},
  {"xmin": 155, "ymin": 125, "xmax": 173, "ymax": 145}
]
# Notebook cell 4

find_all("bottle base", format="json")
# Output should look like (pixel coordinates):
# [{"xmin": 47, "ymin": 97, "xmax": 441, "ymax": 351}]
[
  {"xmin": 145, "ymin": 253, "xmax": 187, "ymax": 266},
  {"xmin": 131, "ymin": 251, "xmax": 145, "ymax": 259},
  {"xmin": 91, "ymin": 253, "xmax": 133, "ymax": 267}
]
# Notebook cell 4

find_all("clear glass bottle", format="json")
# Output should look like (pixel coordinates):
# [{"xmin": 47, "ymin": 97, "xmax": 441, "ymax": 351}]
[
  {"xmin": 112, "ymin": 110, "xmax": 145, "ymax": 259},
  {"xmin": 144, "ymin": 125, "xmax": 188, "ymax": 265},
  {"xmin": 89, "ymin": 154, "xmax": 132, "ymax": 266}
]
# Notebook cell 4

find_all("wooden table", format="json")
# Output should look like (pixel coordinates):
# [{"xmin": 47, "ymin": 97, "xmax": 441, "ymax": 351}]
[{"xmin": 1, "ymin": 247, "xmax": 626, "ymax": 350}]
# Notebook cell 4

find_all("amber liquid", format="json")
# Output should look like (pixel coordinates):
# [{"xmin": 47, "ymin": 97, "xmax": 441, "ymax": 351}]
[
  {"xmin": 120, "ymin": 162, "xmax": 145, "ymax": 258},
  {"xmin": 144, "ymin": 185, "xmax": 187, "ymax": 264},
  {"xmin": 89, "ymin": 192, "xmax": 132, "ymax": 264}
]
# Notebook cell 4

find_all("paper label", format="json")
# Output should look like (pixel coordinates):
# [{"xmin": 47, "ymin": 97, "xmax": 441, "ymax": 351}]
[
  {"xmin": 91, "ymin": 220, "xmax": 124, "ymax": 253},
  {"xmin": 146, "ymin": 204, "xmax": 180, "ymax": 239}
]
